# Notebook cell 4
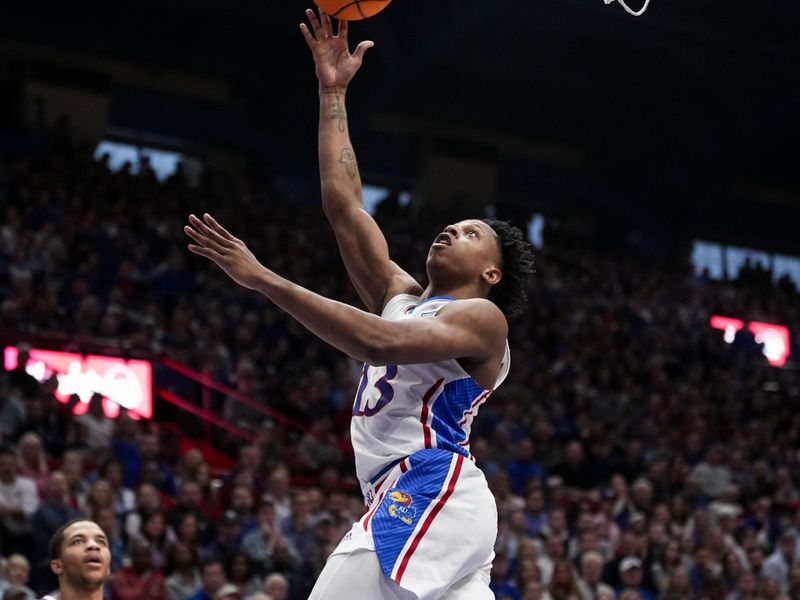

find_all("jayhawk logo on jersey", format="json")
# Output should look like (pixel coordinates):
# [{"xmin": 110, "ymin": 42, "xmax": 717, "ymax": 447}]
[{"xmin": 387, "ymin": 491, "xmax": 417, "ymax": 525}]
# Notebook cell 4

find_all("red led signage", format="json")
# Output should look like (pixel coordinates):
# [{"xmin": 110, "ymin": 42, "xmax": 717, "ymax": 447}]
[{"xmin": 4, "ymin": 347, "xmax": 153, "ymax": 419}]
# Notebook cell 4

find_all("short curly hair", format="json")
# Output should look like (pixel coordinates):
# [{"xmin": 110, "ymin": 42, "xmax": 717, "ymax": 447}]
[{"xmin": 482, "ymin": 219, "xmax": 535, "ymax": 318}]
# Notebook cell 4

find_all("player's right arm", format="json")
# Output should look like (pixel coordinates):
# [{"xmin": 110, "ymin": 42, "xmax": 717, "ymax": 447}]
[{"xmin": 301, "ymin": 9, "xmax": 421, "ymax": 314}]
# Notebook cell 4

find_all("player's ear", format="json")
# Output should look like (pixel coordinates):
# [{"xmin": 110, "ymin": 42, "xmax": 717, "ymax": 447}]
[
  {"xmin": 50, "ymin": 558, "xmax": 63, "ymax": 576},
  {"xmin": 482, "ymin": 266, "xmax": 502, "ymax": 287}
]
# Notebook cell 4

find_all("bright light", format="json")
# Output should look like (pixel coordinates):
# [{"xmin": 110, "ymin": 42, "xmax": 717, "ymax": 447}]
[
  {"xmin": 528, "ymin": 213, "xmax": 545, "ymax": 250},
  {"xmin": 691, "ymin": 241, "xmax": 724, "ymax": 279},
  {"xmin": 94, "ymin": 140, "xmax": 185, "ymax": 182},
  {"xmin": 709, "ymin": 316, "xmax": 791, "ymax": 367},
  {"xmin": 709, "ymin": 316, "xmax": 744, "ymax": 344},
  {"xmin": 4, "ymin": 347, "xmax": 153, "ymax": 419},
  {"xmin": 748, "ymin": 322, "xmax": 791, "ymax": 367}
]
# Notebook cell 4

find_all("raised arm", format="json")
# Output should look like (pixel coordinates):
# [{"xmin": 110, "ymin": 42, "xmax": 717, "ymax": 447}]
[
  {"xmin": 300, "ymin": 10, "xmax": 421, "ymax": 313},
  {"xmin": 185, "ymin": 214, "xmax": 506, "ymax": 379}
]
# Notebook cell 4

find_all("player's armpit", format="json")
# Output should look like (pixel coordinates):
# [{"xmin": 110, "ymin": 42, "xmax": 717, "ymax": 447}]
[
  {"xmin": 365, "ymin": 299, "xmax": 507, "ymax": 368},
  {"xmin": 325, "ymin": 202, "xmax": 421, "ymax": 312}
]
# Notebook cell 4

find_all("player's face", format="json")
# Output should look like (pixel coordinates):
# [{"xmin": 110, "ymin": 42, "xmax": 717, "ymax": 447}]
[
  {"xmin": 51, "ymin": 521, "xmax": 111, "ymax": 588},
  {"xmin": 427, "ymin": 219, "xmax": 501, "ymax": 284}
]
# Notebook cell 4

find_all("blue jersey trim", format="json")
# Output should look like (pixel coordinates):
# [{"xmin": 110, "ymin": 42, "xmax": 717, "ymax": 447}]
[
  {"xmin": 371, "ymin": 449, "xmax": 454, "ymax": 577},
  {"xmin": 430, "ymin": 377, "xmax": 485, "ymax": 453},
  {"xmin": 416, "ymin": 295, "xmax": 454, "ymax": 307},
  {"xmin": 369, "ymin": 456, "xmax": 406, "ymax": 485}
]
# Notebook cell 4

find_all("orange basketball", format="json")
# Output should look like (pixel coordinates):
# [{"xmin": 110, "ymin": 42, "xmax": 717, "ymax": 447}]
[{"xmin": 313, "ymin": 0, "xmax": 392, "ymax": 21}]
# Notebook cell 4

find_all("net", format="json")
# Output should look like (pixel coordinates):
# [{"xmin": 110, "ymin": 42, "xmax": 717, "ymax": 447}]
[{"xmin": 603, "ymin": 0, "xmax": 651, "ymax": 16}]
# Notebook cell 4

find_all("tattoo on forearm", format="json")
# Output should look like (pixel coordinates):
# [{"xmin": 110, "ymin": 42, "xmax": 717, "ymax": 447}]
[
  {"xmin": 339, "ymin": 148, "xmax": 357, "ymax": 180},
  {"xmin": 331, "ymin": 96, "xmax": 347, "ymax": 132}
]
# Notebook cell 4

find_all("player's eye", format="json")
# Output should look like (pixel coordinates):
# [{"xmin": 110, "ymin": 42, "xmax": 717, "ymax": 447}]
[{"xmin": 467, "ymin": 230, "xmax": 478, "ymax": 237}]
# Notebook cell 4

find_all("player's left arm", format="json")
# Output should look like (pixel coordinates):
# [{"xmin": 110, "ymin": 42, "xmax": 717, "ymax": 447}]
[{"xmin": 185, "ymin": 214, "xmax": 506, "ymax": 366}]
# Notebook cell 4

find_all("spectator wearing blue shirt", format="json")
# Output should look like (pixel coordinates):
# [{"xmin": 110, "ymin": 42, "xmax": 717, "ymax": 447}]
[
  {"xmin": 507, "ymin": 437, "xmax": 546, "ymax": 496},
  {"xmin": 187, "ymin": 559, "xmax": 226, "ymax": 600},
  {"xmin": 490, "ymin": 552, "xmax": 521, "ymax": 600},
  {"xmin": 615, "ymin": 557, "xmax": 656, "ymax": 600},
  {"xmin": 524, "ymin": 487, "xmax": 549, "ymax": 537}
]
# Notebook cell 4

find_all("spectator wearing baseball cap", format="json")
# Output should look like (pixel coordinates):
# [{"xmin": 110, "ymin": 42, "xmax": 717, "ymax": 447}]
[
  {"xmin": 214, "ymin": 583, "xmax": 240, "ymax": 600},
  {"xmin": 616, "ymin": 557, "xmax": 655, "ymax": 600}
]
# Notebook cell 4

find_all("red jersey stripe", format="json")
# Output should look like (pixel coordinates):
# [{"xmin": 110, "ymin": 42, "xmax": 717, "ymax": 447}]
[{"xmin": 420, "ymin": 378, "xmax": 444, "ymax": 449}]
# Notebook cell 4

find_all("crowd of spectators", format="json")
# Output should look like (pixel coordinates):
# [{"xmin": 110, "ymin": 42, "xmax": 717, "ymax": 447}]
[{"xmin": 1, "ymin": 142, "xmax": 800, "ymax": 600}]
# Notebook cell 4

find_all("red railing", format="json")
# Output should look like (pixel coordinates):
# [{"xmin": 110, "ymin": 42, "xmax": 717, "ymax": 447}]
[
  {"xmin": 159, "ymin": 357, "xmax": 310, "ymax": 433},
  {"xmin": 157, "ymin": 389, "xmax": 257, "ymax": 442}
]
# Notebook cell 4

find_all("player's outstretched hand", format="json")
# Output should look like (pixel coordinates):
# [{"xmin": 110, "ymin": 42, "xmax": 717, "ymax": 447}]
[
  {"xmin": 300, "ymin": 8, "xmax": 374, "ymax": 91},
  {"xmin": 184, "ymin": 214, "xmax": 265, "ymax": 290}
]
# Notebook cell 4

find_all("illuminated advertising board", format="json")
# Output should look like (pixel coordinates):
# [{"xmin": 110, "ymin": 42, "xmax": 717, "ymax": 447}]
[
  {"xmin": 709, "ymin": 316, "xmax": 791, "ymax": 367},
  {"xmin": 3, "ymin": 347, "xmax": 153, "ymax": 419}
]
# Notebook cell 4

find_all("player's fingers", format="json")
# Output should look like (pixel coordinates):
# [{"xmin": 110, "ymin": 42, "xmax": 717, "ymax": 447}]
[
  {"xmin": 321, "ymin": 12, "xmax": 334, "ymax": 36},
  {"xmin": 299, "ymin": 23, "xmax": 316, "ymax": 47},
  {"xmin": 306, "ymin": 8, "xmax": 324, "ymax": 36},
  {"xmin": 188, "ymin": 244, "xmax": 224, "ymax": 263},
  {"xmin": 338, "ymin": 18, "xmax": 348, "ymax": 40},
  {"xmin": 353, "ymin": 41, "xmax": 375, "ymax": 62},
  {"xmin": 187, "ymin": 215, "xmax": 232, "ymax": 249},
  {"xmin": 203, "ymin": 213, "xmax": 237, "ymax": 242},
  {"xmin": 183, "ymin": 225, "xmax": 218, "ymax": 252},
  {"xmin": 186, "ymin": 231, "xmax": 226, "ymax": 260}
]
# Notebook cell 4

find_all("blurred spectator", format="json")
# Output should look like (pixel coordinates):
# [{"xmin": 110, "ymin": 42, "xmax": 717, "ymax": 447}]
[
  {"xmin": 225, "ymin": 553, "xmax": 261, "ymax": 596},
  {"xmin": 93, "ymin": 505, "xmax": 125, "ymax": 572},
  {"xmin": 548, "ymin": 559, "xmax": 581, "ymax": 600},
  {"xmin": 75, "ymin": 393, "xmax": 113, "ymax": 452},
  {"xmin": 577, "ymin": 551, "xmax": 614, "ymax": 600},
  {"xmin": 188, "ymin": 559, "xmax": 227, "ymax": 600},
  {"xmin": 99, "ymin": 458, "xmax": 136, "ymax": 520},
  {"xmin": 617, "ymin": 557, "xmax": 656, "ymax": 600},
  {"xmin": 126, "ymin": 482, "xmax": 164, "ymax": 539},
  {"xmin": 139, "ymin": 432, "xmax": 177, "ymax": 495},
  {"xmin": 60, "ymin": 448, "xmax": 87, "ymax": 508},
  {"xmin": 110, "ymin": 537, "xmax": 169, "ymax": 600},
  {"xmin": 262, "ymin": 466, "xmax": 292, "ymax": 524},
  {"xmin": 763, "ymin": 531, "xmax": 797, "ymax": 593},
  {"xmin": 555, "ymin": 441, "xmax": 593, "ymax": 492},
  {"xmin": 129, "ymin": 509, "xmax": 175, "ymax": 572},
  {"xmin": 507, "ymin": 438, "xmax": 546, "ymax": 496},
  {"xmin": 0, "ymin": 447, "xmax": 38, "ymax": 557},
  {"xmin": 15, "ymin": 432, "xmax": 48, "ymax": 497},
  {"xmin": 728, "ymin": 571, "xmax": 759, "ymax": 600},
  {"xmin": 491, "ymin": 552, "xmax": 521, "ymax": 600},
  {"xmin": 262, "ymin": 573, "xmax": 289, "ymax": 600},
  {"xmin": 31, "ymin": 471, "xmax": 80, "ymax": 562},
  {"xmin": 0, "ymin": 555, "xmax": 34, "ymax": 600},
  {"xmin": 165, "ymin": 542, "xmax": 202, "ymax": 600},
  {"xmin": 172, "ymin": 480, "xmax": 216, "ymax": 545},
  {"xmin": 690, "ymin": 445, "xmax": 732, "ymax": 500},
  {"xmin": 240, "ymin": 503, "xmax": 298, "ymax": 576},
  {"xmin": 214, "ymin": 583, "xmax": 241, "ymax": 600}
]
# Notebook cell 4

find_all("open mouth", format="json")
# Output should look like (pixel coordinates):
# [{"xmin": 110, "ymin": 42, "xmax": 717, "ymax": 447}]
[
  {"xmin": 84, "ymin": 556, "xmax": 104, "ymax": 567},
  {"xmin": 433, "ymin": 233, "xmax": 451, "ymax": 246}
]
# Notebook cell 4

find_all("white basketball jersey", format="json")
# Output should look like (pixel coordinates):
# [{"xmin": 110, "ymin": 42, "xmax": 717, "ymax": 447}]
[{"xmin": 350, "ymin": 294, "xmax": 510, "ymax": 494}]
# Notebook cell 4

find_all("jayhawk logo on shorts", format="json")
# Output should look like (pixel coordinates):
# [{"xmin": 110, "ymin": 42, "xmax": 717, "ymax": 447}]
[{"xmin": 387, "ymin": 491, "xmax": 417, "ymax": 526}]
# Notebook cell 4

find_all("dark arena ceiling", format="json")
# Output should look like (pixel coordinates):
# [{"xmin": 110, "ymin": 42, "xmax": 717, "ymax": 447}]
[{"xmin": 1, "ymin": 0, "xmax": 799, "ymax": 251}]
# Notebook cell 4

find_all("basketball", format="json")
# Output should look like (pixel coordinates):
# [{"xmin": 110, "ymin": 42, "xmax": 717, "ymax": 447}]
[{"xmin": 313, "ymin": 0, "xmax": 392, "ymax": 21}]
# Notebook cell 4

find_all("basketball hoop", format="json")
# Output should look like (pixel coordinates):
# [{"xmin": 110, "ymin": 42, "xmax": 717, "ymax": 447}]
[{"xmin": 604, "ymin": 0, "xmax": 651, "ymax": 17}]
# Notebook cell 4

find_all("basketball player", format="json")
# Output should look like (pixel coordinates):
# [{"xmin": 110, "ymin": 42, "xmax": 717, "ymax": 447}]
[
  {"xmin": 183, "ymin": 10, "xmax": 533, "ymax": 599},
  {"xmin": 39, "ymin": 518, "xmax": 112, "ymax": 600}
]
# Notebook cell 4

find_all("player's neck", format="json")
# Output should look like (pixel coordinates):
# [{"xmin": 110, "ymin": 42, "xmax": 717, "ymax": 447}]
[
  {"xmin": 59, "ymin": 581, "xmax": 105, "ymax": 600},
  {"xmin": 420, "ymin": 281, "xmax": 485, "ymax": 303}
]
